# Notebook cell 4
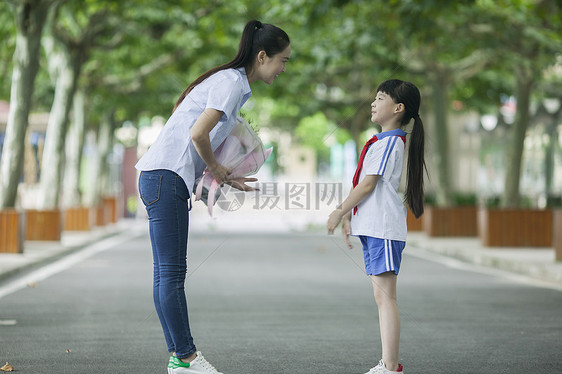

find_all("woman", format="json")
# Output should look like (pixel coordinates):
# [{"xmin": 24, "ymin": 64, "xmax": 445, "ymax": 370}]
[{"xmin": 136, "ymin": 20, "xmax": 290, "ymax": 374}]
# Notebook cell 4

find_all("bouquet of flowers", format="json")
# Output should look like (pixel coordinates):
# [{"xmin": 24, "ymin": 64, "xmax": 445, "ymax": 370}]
[{"xmin": 194, "ymin": 115, "xmax": 272, "ymax": 216}]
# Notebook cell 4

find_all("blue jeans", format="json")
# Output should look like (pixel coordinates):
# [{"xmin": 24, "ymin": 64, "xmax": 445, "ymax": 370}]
[{"xmin": 139, "ymin": 169, "xmax": 196, "ymax": 359}]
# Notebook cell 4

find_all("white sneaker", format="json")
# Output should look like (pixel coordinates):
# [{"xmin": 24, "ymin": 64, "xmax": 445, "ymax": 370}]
[
  {"xmin": 168, "ymin": 352, "xmax": 224, "ymax": 374},
  {"xmin": 365, "ymin": 359, "xmax": 403, "ymax": 374}
]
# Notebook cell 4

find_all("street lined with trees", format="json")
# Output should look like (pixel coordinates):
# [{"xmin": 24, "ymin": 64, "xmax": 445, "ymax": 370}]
[{"xmin": 0, "ymin": 0, "xmax": 561, "ymax": 249}]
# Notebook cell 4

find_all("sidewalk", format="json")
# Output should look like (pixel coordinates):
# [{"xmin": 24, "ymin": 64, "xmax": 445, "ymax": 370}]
[
  {"xmin": 1, "ymin": 214, "xmax": 561, "ymax": 291},
  {"xmin": 0, "ymin": 220, "xmax": 129, "ymax": 282},
  {"xmin": 406, "ymin": 232, "xmax": 562, "ymax": 290}
]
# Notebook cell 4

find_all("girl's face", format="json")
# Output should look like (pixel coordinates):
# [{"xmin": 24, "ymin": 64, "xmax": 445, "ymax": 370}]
[
  {"xmin": 371, "ymin": 91, "xmax": 401, "ymax": 125},
  {"xmin": 256, "ymin": 45, "xmax": 291, "ymax": 85}
]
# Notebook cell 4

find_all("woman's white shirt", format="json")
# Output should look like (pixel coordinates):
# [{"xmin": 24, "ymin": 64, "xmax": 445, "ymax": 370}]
[{"xmin": 135, "ymin": 67, "xmax": 252, "ymax": 195}]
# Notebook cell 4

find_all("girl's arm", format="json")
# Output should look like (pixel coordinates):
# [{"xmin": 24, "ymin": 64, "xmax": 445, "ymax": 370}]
[
  {"xmin": 190, "ymin": 108, "xmax": 231, "ymax": 184},
  {"xmin": 341, "ymin": 212, "xmax": 353, "ymax": 248},
  {"xmin": 327, "ymin": 174, "xmax": 380, "ymax": 235}
]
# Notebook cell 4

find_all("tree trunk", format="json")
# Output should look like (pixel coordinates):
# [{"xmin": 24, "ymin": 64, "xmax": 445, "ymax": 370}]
[
  {"xmin": 0, "ymin": 1, "xmax": 50, "ymax": 209},
  {"xmin": 62, "ymin": 89, "xmax": 86, "ymax": 208},
  {"xmin": 99, "ymin": 112, "xmax": 115, "ymax": 199},
  {"xmin": 429, "ymin": 71, "xmax": 453, "ymax": 206},
  {"xmin": 544, "ymin": 124, "xmax": 555, "ymax": 196},
  {"xmin": 544, "ymin": 107, "xmax": 561, "ymax": 196},
  {"xmin": 37, "ymin": 36, "xmax": 80, "ymax": 210},
  {"xmin": 86, "ymin": 112, "xmax": 114, "ymax": 207},
  {"xmin": 501, "ymin": 66, "xmax": 534, "ymax": 208}
]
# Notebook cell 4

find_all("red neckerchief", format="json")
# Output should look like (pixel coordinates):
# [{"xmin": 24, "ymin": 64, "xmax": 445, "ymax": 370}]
[{"xmin": 352, "ymin": 134, "xmax": 405, "ymax": 214}]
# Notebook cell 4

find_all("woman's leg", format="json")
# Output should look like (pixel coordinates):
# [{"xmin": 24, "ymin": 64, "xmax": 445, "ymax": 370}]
[
  {"xmin": 149, "ymin": 220, "xmax": 174, "ymax": 353},
  {"xmin": 140, "ymin": 170, "xmax": 196, "ymax": 359},
  {"xmin": 370, "ymin": 272, "xmax": 400, "ymax": 371}
]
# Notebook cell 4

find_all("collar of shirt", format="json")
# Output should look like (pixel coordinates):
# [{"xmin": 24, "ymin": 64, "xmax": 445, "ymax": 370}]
[{"xmin": 373, "ymin": 128, "xmax": 407, "ymax": 140}]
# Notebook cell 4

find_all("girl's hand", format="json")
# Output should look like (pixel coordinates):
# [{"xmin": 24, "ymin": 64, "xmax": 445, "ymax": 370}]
[
  {"xmin": 226, "ymin": 177, "xmax": 259, "ymax": 192},
  {"xmin": 208, "ymin": 163, "xmax": 231, "ymax": 185},
  {"xmin": 342, "ymin": 214, "xmax": 352, "ymax": 249},
  {"xmin": 327, "ymin": 210, "xmax": 343, "ymax": 235}
]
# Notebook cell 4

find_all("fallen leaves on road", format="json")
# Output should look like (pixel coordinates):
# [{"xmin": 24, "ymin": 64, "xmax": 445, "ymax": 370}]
[
  {"xmin": 65, "ymin": 349, "xmax": 72, "ymax": 353},
  {"xmin": 0, "ymin": 362, "xmax": 14, "ymax": 371},
  {"xmin": 27, "ymin": 282, "xmax": 38, "ymax": 288}
]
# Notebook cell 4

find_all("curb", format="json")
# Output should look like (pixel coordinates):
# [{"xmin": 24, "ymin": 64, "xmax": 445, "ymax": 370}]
[
  {"xmin": 0, "ymin": 222, "xmax": 131, "ymax": 283},
  {"xmin": 407, "ymin": 234, "xmax": 562, "ymax": 288}
]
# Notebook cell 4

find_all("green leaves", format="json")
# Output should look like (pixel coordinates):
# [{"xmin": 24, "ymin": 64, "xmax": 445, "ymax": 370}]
[{"xmin": 1, "ymin": 0, "xmax": 560, "ymax": 137}]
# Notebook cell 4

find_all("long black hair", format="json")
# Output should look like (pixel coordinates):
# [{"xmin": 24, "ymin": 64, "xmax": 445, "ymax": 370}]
[
  {"xmin": 377, "ymin": 79, "xmax": 427, "ymax": 218},
  {"xmin": 173, "ymin": 20, "xmax": 290, "ymax": 111}
]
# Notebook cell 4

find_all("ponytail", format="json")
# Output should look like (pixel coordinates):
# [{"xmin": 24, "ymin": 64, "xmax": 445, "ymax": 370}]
[
  {"xmin": 406, "ymin": 116, "xmax": 426, "ymax": 218},
  {"xmin": 173, "ymin": 20, "xmax": 289, "ymax": 112},
  {"xmin": 377, "ymin": 79, "xmax": 426, "ymax": 218}
]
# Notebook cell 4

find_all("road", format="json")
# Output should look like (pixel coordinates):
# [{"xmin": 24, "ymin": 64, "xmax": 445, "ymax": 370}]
[{"xmin": 0, "ymin": 225, "xmax": 561, "ymax": 374}]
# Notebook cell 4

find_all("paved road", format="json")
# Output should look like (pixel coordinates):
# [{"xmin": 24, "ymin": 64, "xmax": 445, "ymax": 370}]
[{"xmin": 0, "ymin": 228, "xmax": 561, "ymax": 374}]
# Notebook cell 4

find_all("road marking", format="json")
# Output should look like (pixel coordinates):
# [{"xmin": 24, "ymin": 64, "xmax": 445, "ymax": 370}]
[{"xmin": 0, "ymin": 230, "xmax": 143, "ymax": 299}]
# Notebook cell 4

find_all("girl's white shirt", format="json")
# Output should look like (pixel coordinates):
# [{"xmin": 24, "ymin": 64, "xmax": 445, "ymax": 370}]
[
  {"xmin": 135, "ymin": 67, "xmax": 252, "ymax": 195},
  {"xmin": 350, "ymin": 129, "xmax": 407, "ymax": 242}
]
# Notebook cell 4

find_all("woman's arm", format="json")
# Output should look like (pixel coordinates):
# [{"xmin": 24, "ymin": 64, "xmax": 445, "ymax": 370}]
[
  {"xmin": 327, "ymin": 174, "xmax": 380, "ymax": 235},
  {"xmin": 190, "ymin": 108, "xmax": 231, "ymax": 184},
  {"xmin": 190, "ymin": 108, "xmax": 259, "ymax": 192}
]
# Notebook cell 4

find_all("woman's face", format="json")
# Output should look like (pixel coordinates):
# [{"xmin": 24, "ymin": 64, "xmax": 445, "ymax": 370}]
[{"xmin": 257, "ymin": 45, "xmax": 291, "ymax": 85}]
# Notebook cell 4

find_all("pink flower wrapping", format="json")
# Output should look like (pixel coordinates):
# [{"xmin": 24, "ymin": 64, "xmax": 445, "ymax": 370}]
[{"xmin": 194, "ymin": 116, "xmax": 272, "ymax": 216}]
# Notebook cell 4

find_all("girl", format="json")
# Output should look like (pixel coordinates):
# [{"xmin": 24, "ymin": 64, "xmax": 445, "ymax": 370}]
[
  {"xmin": 136, "ymin": 20, "xmax": 290, "ymax": 374},
  {"xmin": 327, "ymin": 79, "xmax": 425, "ymax": 374}
]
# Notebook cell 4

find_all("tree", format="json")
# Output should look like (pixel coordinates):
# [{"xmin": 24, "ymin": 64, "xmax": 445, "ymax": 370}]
[
  {"xmin": 0, "ymin": 2, "xmax": 16, "ymax": 99},
  {"xmin": 37, "ymin": 1, "xmax": 118, "ymax": 210},
  {"xmin": 80, "ymin": 0, "xmax": 220, "ymax": 205},
  {"xmin": 0, "ymin": 0, "xmax": 60, "ymax": 209},
  {"xmin": 261, "ymin": 0, "xmax": 400, "ymax": 152},
  {"xmin": 474, "ymin": 0, "xmax": 562, "ymax": 207},
  {"xmin": 367, "ymin": 1, "xmax": 496, "ymax": 206},
  {"xmin": 536, "ymin": 74, "xmax": 562, "ymax": 200},
  {"xmin": 62, "ymin": 88, "xmax": 86, "ymax": 207}
]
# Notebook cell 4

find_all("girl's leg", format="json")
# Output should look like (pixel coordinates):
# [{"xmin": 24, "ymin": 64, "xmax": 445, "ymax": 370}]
[
  {"xmin": 140, "ymin": 170, "xmax": 196, "ymax": 359},
  {"xmin": 370, "ymin": 272, "xmax": 400, "ymax": 372}
]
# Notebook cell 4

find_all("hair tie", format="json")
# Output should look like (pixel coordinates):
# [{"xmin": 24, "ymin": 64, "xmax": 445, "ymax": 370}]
[{"xmin": 414, "ymin": 113, "xmax": 420, "ymax": 119}]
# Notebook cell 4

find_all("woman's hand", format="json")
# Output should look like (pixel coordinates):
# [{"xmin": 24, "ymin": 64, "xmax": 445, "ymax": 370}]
[
  {"xmin": 226, "ymin": 177, "xmax": 259, "ymax": 192},
  {"xmin": 208, "ymin": 163, "xmax": 231, "ymax": 185}
]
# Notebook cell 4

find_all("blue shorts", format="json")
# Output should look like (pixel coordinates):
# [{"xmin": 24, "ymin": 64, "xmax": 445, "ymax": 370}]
[{"xmin": 359, "ymin": 236, "xmax": 405, "ymax": 276}]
